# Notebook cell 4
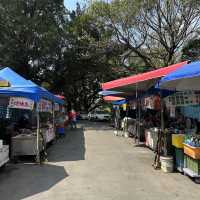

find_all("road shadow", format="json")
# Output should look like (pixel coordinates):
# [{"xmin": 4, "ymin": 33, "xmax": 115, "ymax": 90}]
[
  {"xmin": 0, "ymin": 163, "xmax": 68, "ymax": 200},
  {"xmin": 48, "ymin": 127, "xmax": 86, "ymax": 162}
]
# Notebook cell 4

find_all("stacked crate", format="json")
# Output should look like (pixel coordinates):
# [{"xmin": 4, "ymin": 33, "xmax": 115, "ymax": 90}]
[
  {"xmin": 183, "ymin": 143, "xmax": 200, "ymax": 179},
  {"xmin": 184, "ymin": 155, "xmax": 200, "ymax": 175},
  {"xmin": 172, "ymin": 134, "xmax": 184, "ymax": 172}
]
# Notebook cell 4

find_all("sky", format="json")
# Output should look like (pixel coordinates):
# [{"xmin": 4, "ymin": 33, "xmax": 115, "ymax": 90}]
[{"xmin": 64, "ymin": 0, "xmax": 86, "ymax": 10}]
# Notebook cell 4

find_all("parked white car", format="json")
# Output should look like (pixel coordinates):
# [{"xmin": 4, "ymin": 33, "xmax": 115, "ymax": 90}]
[
  {"xmin": 88, "ymin": 111, "xmax": 111, "ymax": 121},
  {"xmin": 79, "ymin": 113, "xmax": 89, "ymax": 120}
]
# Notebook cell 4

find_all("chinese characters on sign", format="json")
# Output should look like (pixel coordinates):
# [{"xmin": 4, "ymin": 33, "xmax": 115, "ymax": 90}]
[
  {"xmin": 165, "ymin": 91, "xmax": 200, "ymax": 107},
  {"xmin": 39, "ymin": 99, "xmax": 52, "ymax": 112},
  {"xmin": 9, "ymin": 97, "xmax": 34, "ymax": 110}
]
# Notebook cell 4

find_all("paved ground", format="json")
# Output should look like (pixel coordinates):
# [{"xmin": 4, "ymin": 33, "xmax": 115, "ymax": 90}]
[{"xmin": 0, "ymin": 121, "xmax": 200, "ymax": 200}]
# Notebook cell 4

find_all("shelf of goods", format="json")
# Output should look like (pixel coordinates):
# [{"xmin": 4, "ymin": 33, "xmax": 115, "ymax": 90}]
[
  {"xmin": 11, "ymin": 134, "xmax": 43, "ymax": 156},
  {"xmin": 0, "ymin": 145, "xmax": 9, "ymax": 167},
  {"xmin": 145, "ymin": 128, "xmax": 159, "ymax": 150}
]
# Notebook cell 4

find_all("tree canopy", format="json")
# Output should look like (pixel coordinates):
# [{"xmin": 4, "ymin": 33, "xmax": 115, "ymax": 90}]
[{"xmin": 0, "ymin": 0, "xmax": 200, "ymax": 111}]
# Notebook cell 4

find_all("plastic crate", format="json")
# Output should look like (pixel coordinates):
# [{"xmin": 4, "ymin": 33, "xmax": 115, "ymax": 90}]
[
  {"xmin": 184, "ymin": 143, "xmax": 200, "ymax": 159},
  {"xmin": 184, "ymin": 155, "xmax": 200, "ymax": 175},
  {"xmin": 175, "ymin": 148, "xmax": 184, "ymax": 172},
  {"xmin": 172, "ymin": 134, "xmax": 184, "ymax": 149}
]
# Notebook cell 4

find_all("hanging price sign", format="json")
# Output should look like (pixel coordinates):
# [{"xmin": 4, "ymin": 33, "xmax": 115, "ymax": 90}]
[{"xmin": 9, "ymin": 97, "xmax": 34, "ymax": 110}]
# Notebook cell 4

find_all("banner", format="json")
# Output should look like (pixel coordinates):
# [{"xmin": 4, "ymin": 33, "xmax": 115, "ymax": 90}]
[
  {"xmin": 9, "ymin": 97, "xmax": 34, "ymax": 110},
  {"xmin": 39, "ymin": 99, "xmax": 52, "ymax": 112},
  {"xmin": 170, "ymin": 106, "xmax": 176, "ymax": 118},
  {"xmin": 165, "ymin": 91, "xmax": 198, "ymax": 107},
  {"xmin": 54, "ymin": 103, "xmax": 60, "ymax": 111}
]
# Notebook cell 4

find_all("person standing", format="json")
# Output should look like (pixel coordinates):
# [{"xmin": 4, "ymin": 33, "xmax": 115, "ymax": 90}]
[{"xmin": 68, "ymin": 109, "xmax": 77, "ymax": 129}]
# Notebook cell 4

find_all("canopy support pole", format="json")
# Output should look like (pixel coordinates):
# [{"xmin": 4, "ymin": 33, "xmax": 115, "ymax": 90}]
[
  {"xmin": 138, "ymin": 98, "xmax": 141, "ymax": 144},
  {"xmin": 52, "ymin": 104, "xmax": 55, "ymax": 139},
  {"xmin": 36, "ymin": 103, "xmax": 40, "ymax": 164},
  {"xmin": 160, "ymin": 93, "xmax": 164, "ymax": 132}
]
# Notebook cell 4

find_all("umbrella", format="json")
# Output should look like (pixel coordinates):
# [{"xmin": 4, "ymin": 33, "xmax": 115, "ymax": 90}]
[{"xmin": 159, "ymin": 61, "xmax": 200, "ymax": 91}]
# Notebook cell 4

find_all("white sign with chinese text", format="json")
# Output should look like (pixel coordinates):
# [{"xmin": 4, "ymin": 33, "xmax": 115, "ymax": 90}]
[{"xmin": 9, "ymin": 97, "xmax": 34, "ymax": 110}]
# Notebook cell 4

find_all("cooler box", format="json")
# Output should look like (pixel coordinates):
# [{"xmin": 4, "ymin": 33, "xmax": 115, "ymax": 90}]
[
  {"xmin": 57, "ymin": 127, "xmax": 65, "ymax": 136},
  {"xmin": 0, "ymin": 145, "xmax": 9, "ymax": 167}
]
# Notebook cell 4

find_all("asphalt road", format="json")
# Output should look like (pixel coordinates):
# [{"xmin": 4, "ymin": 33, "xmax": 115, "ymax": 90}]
[{"xmin": 0, "ymin": 121, "xmax": 200, "ymax": 200}]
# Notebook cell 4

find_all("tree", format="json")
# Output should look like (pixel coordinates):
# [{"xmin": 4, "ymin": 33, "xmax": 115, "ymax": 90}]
[
  {"xmin": 48, "ymin": 5, "xmax": 123, "ymax": 111},
  {"xmin": 182, "ymin": 37, "xmax": 200, "ymax": 61},
  {"xmin": 88, "ymin": 0, "xmax": 200, "ymax": 68},
  {"xmin": 0, "ymin": 1, "xmax": 130, "ymax": 112},
  {"xmin": 0, "ymin": 0, "xmax": 66, "ymax": 81}
]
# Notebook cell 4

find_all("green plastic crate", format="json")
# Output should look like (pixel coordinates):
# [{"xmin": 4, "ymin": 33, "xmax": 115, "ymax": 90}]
[
  {"xmin": 184, "ymin": 155, "xmax": 200, "ymax": 175},
  {"xmin": 175, "ymin": 148, "xmax": 184, "ymax": 171}
]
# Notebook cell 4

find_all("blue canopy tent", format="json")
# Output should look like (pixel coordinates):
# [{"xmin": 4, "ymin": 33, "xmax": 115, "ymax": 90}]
[
  {"xmin": 98, "ymin": 90, "xmax": 124, "ymax": 97},
  {"xmin": 0, "ymin": 67, "xmax": 64, "ymax": 104},
  {"xmin": 112, "ymin": 99, "xmax": 127, "ymax": 105},
  {"xmin": 158, "ymin": 61, "xmax": 200, "ymax": 91},
  {"xmin": 0, "ymin": 67, "xmax": 64, "ymax": 162}
]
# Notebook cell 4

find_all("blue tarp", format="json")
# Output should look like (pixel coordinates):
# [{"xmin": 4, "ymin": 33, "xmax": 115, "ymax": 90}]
[
  {"xmin": 112, "ymin": 99, "xmax": 127, "ymax": 105},
  {"xmin": 159, "ymin": 61, "xmax": 198, "ymax": 84},
  {"xmin": 0, "ymin": 67, "xmax": 64, "ymax": 104},
  {"xmin": 98, "ymin": 90, "xmax": 123, "ymax": 96},
  {"xmin": 158, "ymin": 61, "xmax": 200, "ymax": 91}
]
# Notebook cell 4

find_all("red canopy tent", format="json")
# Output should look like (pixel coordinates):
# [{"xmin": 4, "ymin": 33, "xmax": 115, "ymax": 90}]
[
  {"xmin": 103, "ymin": 96, "xmax": 125, "ymax": 102},
  {"xmin": 55, "ymin": 95, "xmax": 65, "ymax": 100},
  {"xmin": 102, "ymin": 61, "xmax": 188, "ymax": 94}
]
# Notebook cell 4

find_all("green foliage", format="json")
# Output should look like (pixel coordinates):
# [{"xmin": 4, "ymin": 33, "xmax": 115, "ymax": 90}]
[
  {"xmin": 1, "ymin": 0, "xmax": 199, "ymax": 112},
  {"xmin": 182, "ymin": 37, "xmax": 200, "ymax": 61},
  {"xmin": 88, "ymin": 0, "xmax": 200, "ymax": 68},
  {"xmin": 0, "ymin": 0, "xmax": 66, "ymax": 81}
]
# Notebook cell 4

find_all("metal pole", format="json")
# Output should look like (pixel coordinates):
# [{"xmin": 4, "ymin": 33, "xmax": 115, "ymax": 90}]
[
  {"xmin": 52, "ymin": 103, "xmax": 55, "ymax": 139},
  {"xmin": 138, "ymin": 98, "xmax": 141, "ymax": 144},
  {"xmin": 36, "ymin": 103, "xmax": 40, "ymax": 163},
  {"xmin": 160, "ymin": 93, "xmax": 164, "ymax": 132}
]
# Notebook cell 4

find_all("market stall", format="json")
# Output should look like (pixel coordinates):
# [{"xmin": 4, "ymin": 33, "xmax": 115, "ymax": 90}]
[
  {"xmin": 101, "ymin": 62, "xmax": 187, "ymax": 142},
  {"xmin": 159, "ymin": 61, "xmax": 200, "ymax": 182},
  {"xmin": 0, "ymin": 67, "xmax": 64, "ymax": 162},
  {"xmin": 0, "ymin": 78, "xmax": 10, "ymax": 167}
]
